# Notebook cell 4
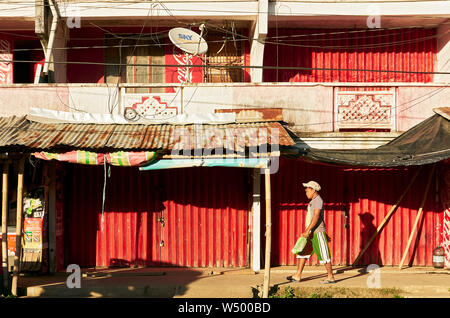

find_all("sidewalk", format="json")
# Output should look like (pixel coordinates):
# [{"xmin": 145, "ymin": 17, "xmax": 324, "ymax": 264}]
[{"xmin": 11, "ymin": 265, "xmax": 450, "ymax": 298}]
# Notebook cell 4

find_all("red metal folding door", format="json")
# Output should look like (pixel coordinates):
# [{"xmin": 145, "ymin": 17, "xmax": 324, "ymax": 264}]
[
  {"xmin": 66, "ymin": 164, "xmax": 250, "ymax": 268},
  {"xmin": 265, "ymin": 158, "xmax": 443, "ymax": 266}
]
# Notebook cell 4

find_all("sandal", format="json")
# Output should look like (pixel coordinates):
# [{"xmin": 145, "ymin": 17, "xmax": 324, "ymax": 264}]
[
  {"xmin": 286, "ymin": 275, "xmax": 301, "ymax": 282},
  {"xmin": 319, "ymin": 279, "xmax": 336, "ymax": 284}
]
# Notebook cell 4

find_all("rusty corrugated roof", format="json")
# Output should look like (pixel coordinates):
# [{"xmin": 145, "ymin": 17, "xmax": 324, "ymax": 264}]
[
  {"xmin": 0, "ymin": 116, "xmax": 294, "ymax": 152},
  {"xmin": 434, "ymin": 107, "xmax": 450, "ymax": 121}
]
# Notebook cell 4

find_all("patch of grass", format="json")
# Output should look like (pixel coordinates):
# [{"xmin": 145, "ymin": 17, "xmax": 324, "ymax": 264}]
[
  {"xmin": 283, "ymin": 286, "xmax": 296, "ymax": 298},
  {"xmin": 269, "ymin": 286, "xmax": 405, "ymax": 298},
  {"xmin": 310, "ymin": 291, "xmax": 332, "ymax": 298},
  {"xmin": 269, "ymin": 286, "xmax": 295, "ymax": 298}
]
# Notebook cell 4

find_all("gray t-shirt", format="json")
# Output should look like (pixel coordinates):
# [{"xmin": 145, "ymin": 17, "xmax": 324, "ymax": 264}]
[{"xmin": 305, "ymin": 195, "xmax": 326, "ymax": 233}]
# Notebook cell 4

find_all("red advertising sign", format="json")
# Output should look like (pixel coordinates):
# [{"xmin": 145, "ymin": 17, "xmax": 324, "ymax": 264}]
[
  {"xmin": 23, "ymin": 218, "xmax": 43, "ymax": 249},
  {"xmin": 7, "ymin": 234, "xmax": 16, "ymax": 255},
  {"xmin": 165, "ymin": 46, "xmax": 203, "ymax": 93}
]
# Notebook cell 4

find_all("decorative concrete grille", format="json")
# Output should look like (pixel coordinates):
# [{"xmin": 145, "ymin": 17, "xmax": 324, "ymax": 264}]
[
  {"xmin": 122, "ymin": 94, "xmax": 179, "ymax": 121},
  {"xmin": 335, "ymin": 89, "xmax": 395, "ymax": 130}
]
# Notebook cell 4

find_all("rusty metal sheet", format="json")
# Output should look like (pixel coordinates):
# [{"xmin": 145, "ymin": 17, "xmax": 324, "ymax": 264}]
[
  {"xmin": 0, "ymin": 117, "xmax": 294, "ymax": 152},
  {"xmin": 216, "ymin": 108, "xmax": 284, "ymax": 122}
]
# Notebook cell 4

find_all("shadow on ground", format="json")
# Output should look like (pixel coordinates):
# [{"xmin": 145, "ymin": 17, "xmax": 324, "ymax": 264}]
[
  {"xmin": 16, "ymin": 261, "xmax": 215, "ymax": 298},
  {"xmin": 253, "ymin": 265, "xmax": 371, "ymax": 297}
]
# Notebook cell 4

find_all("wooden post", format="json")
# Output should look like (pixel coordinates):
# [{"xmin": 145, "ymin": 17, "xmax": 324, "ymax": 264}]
[
  {"xmin": 352, "ymin": 166, "xmax": 423, "ymax": 266},
  {"xmin": 11, "ymin": 157, "xmax": 25, "ymax": 296},
  {"xmin": 399, "ymin": 165, "xmax": 435, "ymax": 269},
  {"xmin": 263, "ymin": 168, "xmax": 271, "ymax": 298},
  {"xmin": 2, "ymin": 162, "xmax": 9, "ymax": 293},
  {"xmin": 48, "ymin": 163, "xmax": 56, "ymax": 274}
]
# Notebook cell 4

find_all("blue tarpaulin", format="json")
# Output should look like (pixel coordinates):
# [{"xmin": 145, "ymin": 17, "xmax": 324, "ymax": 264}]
[{"xmin": 139, "ymin": 158, "xmax": 270, "ymax": 170}]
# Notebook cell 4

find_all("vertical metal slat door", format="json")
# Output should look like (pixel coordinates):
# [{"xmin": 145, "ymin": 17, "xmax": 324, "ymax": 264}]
[{"xmin": 66, "ymin": 165, "xmax": 249, "ymax": 268}]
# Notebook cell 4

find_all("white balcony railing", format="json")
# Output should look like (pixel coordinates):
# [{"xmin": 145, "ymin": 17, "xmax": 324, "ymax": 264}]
[{"xmin": 0, "ymin": 82, "xmax": 447, "ymax": 135}]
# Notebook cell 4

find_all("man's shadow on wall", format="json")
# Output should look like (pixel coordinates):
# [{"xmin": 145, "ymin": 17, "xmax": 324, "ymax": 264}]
[{"xmin": 358, "ymin": 212, "xmax": 382, "ymax": 266}]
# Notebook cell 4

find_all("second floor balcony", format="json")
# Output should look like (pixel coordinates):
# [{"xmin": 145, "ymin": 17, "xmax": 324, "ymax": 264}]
[{"xmin": 0, "ymin": 82, "xmax": 447, "ymax": 150}]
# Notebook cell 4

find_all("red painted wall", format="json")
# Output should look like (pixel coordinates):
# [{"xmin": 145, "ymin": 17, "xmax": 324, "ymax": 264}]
[
  {"xmin": 63, "ymin": 157, "xmax": 445, "ymax": 269},
  {"xmin": 67, "ymin": 28, "xmax": 105, "ymax": 83},
  {"xmin": 263, "ymin": 158, "xmax": 444, "ymax": 267},
  {"xmin": 264, "ymin": 28, "xmax": 437, "ymax": 83}
]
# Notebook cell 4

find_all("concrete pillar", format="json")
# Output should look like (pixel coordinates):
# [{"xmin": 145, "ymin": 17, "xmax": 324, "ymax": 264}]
[
  {"xmin": 40, "ymin": 0, "xmax": 67, "ymax": 83},
  {"xmin": 250, "ymin": 0, "xmax": 268, "ymax": 83},
  {"xmin": 252, "ymin": 169, "xmax": 261, "ymax": 271},
  {"xmin": 435, "ymin": 22, "xmax": 450, "ymax": 83},
  {"xmin": 50, "ymin": 21, "xmax": 67, "ymax": 83}
]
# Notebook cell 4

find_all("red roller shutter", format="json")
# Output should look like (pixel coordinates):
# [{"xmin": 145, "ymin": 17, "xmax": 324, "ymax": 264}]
[
  {"xmin": 264, "ymin": 28, "xmax": 436, "ymax": 83},
  {"xmin": 66, "ymin": 165, "xmax": 250, "ymax": 268}
]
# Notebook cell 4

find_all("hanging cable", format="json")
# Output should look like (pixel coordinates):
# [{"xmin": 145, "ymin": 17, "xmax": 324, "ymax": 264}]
[{"xmin": 101, "ymin": 158, "xmax": 108, "ymax": 232}]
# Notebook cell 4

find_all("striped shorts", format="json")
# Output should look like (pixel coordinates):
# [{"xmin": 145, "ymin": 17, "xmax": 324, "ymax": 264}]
[{"xmin": 296, "ymin": 231, "xmax": 332, "ymax": 264}]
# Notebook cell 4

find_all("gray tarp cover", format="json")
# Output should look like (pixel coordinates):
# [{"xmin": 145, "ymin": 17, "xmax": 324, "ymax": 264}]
[{"xmin": 286, "ymin": 110, "xmax": 450, "ymax": 167}]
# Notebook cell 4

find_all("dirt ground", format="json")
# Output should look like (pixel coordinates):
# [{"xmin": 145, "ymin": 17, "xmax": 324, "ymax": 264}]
[{"xmin": 1, "ymin": 265, "xmax": 449, "ymax": 298}]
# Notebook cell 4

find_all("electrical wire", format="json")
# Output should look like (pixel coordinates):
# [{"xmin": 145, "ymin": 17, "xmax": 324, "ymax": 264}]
[
  {"xmin": 2, "ymin": 0, "xmax": 449, "ymax": 12},
  {"xmin": 4, "ymin": 26, "xmax": 447, "ymax": 53},
  {"xmin": 3, "ymin": 20, "xmax": 448, "ymax": 44},
  {"xmin": 3, "ymin": 58, "xmax": 450, "ymax": 75}
]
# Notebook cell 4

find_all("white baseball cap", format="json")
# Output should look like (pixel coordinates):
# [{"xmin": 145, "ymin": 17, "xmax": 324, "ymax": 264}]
[{"xmin": 302, "ymin": 181, "xmax": 321, "ymax": 191}]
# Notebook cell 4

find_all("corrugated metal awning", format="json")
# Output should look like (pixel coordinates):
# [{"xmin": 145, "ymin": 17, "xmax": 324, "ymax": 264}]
[{"xmin": 0, "ymin": 116, "xmax": 295, "ymax": 153}]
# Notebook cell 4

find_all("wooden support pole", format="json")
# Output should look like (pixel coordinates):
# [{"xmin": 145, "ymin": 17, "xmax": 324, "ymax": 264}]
[
  {"xmin": 263, "ymin": 168, "xmax": 271, "ymax": 298},
  {"xmin": 399, "ymin": 165, "xmax": 436, "ymax": 269},
  {"xmin": 2, "ymin": 162, "xmax": 9, "ymax": 293},
  {"xmin": 11, "ymin": 157, "xmax": 25, "ymax": 296},
  {"xmin": 353, "ymin": 166, "xmax": 423, "ymax": 266}
]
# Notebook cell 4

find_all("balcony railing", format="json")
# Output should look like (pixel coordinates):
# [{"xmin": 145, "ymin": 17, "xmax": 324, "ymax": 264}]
[{"xmin": 0, "ymin": 82, "xmax": 447, "ymax": 135}]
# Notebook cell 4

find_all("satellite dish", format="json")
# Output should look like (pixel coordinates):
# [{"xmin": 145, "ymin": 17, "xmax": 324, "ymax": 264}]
[{"xmin": 168, "ymin": 27, "xmax": 208, "ymax": 55}]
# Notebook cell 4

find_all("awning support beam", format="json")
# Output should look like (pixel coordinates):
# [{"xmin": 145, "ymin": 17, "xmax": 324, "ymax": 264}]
[
  {"xmin": 262, "ymin": 168, "xmax": 271, "ymax": 298},
  {"xmin": 1, "ymin": 161, "xmax": 10, "ymax": 294},
  {"xmin": 353, "ymin": 166, "xmax": 423, "ymax": 266},
  {"xmin": 399, "ymin": 164, "xmax": 435, "ymax": 269}
]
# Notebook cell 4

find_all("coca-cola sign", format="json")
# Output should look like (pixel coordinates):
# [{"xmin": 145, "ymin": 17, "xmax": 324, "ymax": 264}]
[
  {"xmin": 165, "ymin": 47, "xmax": 203, "ymax": 93},
  {"xmin": 0, "ymin": 37, "xmax": 13, "ymax": 84}
]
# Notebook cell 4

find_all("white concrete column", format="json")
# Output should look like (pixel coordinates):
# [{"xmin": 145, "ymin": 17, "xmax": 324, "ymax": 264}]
[
  {"xmin": 51, "ymin": 21, "xmax": 68, "ymax": 83},
  {"xmin": 436, "ymin": 22, "xmax": 450, "ymax": 83},
  {"xmin": 252, "ymin": 169, "xmax": 261, "ymax": 271},
  {"xmin": 42, "ymin": 0, "xmax": 67, "ymax": 83},
  {"xmin": 250, "ymin": 0, "xmax": 268, "ymax": 83}
]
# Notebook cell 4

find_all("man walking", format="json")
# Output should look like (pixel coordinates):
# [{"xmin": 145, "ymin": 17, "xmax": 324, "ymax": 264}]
[{"xmin": 287, "ymin": 181, "xmax": 335, "ymax": 284}]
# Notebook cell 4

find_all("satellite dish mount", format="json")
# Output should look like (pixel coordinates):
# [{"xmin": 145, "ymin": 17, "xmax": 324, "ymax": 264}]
[{"xmin": 168, "ymin": 27, "xmax": 208, "ymax": 83}]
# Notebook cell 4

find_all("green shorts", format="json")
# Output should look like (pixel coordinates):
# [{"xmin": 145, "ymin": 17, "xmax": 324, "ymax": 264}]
[{"xmin": 296, "ymin": 231, "xmax": 332, "ymax": 264}]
